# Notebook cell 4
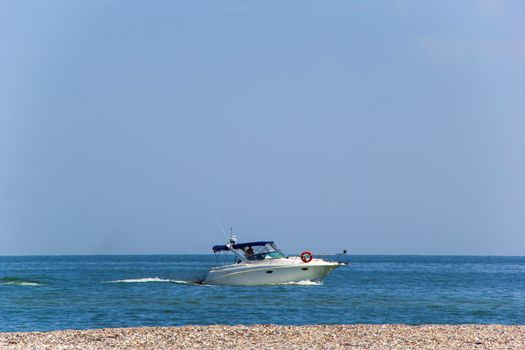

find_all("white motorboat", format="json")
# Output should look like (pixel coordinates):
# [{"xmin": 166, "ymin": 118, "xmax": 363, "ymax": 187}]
[{"xmin": 202, "ymin": 236, "xmax": 345, "ymax": 286}]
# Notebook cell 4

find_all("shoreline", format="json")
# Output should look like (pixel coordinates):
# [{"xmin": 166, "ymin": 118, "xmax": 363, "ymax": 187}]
[{"xmin": 1, "ymin": 325, "xmax": 524, "ymax": 349}]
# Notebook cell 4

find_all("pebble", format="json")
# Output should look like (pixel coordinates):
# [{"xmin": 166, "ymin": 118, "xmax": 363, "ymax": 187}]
[{"xmin": 0, "ymin": 325, "xmax": 523, "ymax": 349}]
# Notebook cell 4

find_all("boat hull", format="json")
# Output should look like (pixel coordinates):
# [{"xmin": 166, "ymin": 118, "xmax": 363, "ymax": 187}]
[{"xmin": 202, "ymin": 259, "xmax": 343, "ymax": 286}]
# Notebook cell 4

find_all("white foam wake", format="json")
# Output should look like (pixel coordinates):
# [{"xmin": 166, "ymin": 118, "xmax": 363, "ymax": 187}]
[
  {"xmin": 104, "ymin": 277, "xmax": 199, "ymax": 284},
  {"xmin": 103, "ymin": 278, "xmax": 319, "ymax": 286},
  {"xmin": 0, "ymin": 281, "xmax": 43, "ymax": 286},
  {"xmin": 168, "ymin": 280, "xmax": 194, "ymax": 285},
  {"xmin": 105, "ymin": 277, "xmax": 172, "ymax": 283},
  {"xmin": 274, "ymin": 280, "xmax": 323, "ymax": 286}
]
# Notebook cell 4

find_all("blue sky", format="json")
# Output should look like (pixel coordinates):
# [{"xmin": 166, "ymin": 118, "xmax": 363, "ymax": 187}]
[{"xmin": 1, "ymin": 1, "xmax": 524, "ymax": 255}]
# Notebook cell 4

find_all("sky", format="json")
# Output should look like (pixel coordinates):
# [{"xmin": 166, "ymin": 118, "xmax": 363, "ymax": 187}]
[{"xmin": 1, "ymin": 0, "xmax": 524, "ymax": 255}]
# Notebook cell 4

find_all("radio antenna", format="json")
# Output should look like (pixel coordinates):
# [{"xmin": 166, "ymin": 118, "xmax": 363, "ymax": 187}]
[{"xmin": 214, "ymin": 217, "xmax": 229, "ymax": 242}]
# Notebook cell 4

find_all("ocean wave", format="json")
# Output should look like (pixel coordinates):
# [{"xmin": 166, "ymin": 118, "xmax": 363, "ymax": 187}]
[{"xmin": 0, "ymin": 277, "xmax": 44, "ymax": 286}]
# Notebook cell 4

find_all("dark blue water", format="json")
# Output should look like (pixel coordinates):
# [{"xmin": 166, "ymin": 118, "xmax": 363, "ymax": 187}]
[{"xmin": 1, "ymin": 255, "xmax": 524, "ymax": 332}]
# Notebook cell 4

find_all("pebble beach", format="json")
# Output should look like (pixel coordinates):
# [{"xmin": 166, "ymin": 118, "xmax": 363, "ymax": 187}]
[{"xmin": 1, "ymin": 325, "xmax": 523, "ymax": 350}]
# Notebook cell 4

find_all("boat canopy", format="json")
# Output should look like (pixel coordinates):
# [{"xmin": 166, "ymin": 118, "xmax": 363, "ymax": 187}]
[{"xmin": 212, "ymin": 241, "xmax": 274, "ymax": 252}]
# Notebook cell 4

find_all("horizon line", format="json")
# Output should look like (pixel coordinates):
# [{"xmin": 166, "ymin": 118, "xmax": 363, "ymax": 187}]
[{"xmin": 1, "ymin": 253, "xmax": 524, "ymax": 258}]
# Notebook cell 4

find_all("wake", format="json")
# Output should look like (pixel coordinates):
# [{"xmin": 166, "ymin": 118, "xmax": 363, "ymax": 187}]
[
  {"xmin": 103, "ymin": 277, "xmax": 201, "ymax": 285},
  {"xmin": 273, "ymin": 280, "xmax": 323, "ymax": 286},
  {"xmin": 0, "ymin": 277, "xmax": 44, "ymax": 286},
  {"xmin": 102, "ymin": 278, "xmax": 322, "ymax": 286}
]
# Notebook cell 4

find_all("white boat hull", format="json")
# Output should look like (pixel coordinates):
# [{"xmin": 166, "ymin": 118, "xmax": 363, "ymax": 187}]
[{"xmin": 203, "ymin": 258, "xmax": 343, "ymax": 286}]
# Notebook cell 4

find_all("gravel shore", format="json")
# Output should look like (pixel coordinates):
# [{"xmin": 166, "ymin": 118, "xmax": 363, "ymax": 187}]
[{"xmin": 1, "ymin": 325, "xmax": 523, "ymax": 349}]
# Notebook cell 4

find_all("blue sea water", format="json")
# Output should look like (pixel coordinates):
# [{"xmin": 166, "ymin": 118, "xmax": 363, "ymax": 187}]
[{"xmin": 1, "ymin": 255, "xmax": 524, "ymax": 332}]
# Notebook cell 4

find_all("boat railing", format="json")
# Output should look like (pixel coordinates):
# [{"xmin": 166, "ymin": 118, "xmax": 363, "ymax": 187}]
[{"xmin": 318, "ymin": 253, "xmax": 350, "ymax": 265}]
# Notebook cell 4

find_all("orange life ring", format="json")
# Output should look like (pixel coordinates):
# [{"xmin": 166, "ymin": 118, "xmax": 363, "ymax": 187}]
[{"xmin": 300, "ymin": 251, "xmax": 313, "ymax": 263}]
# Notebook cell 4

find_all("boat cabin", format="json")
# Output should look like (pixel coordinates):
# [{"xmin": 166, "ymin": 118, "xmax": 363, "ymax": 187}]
[{"xmin": 212, "ymin": 241, "xmax": 287, "ymax": 263}]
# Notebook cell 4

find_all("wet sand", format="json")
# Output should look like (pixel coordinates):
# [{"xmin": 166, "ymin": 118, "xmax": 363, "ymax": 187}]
[{"xmin": 1, "ymin": 324, "xmax": 524, "ymax": 349}]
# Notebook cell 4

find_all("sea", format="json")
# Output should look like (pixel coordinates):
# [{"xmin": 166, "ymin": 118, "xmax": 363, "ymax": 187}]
[{"xmin": 1, "ymin": 255, "xmax": 524, "ymax": 332}]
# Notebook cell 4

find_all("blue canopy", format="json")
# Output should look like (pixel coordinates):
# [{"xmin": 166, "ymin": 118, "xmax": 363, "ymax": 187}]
[{"xmin": 212, "ymin": 241, "xmax": 273, "ymax": 252}]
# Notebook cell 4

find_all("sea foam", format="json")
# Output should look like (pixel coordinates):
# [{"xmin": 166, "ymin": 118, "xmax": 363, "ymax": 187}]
[
  {"xmin": 105, "ymin": 277, "xmax": 172, "ymax": 283},
  {"xmin": 274, "ymin": 280, "xmax": 323, "ymax": 286},
  {"xmin": 0, "ymin": 278, "xmax": 43, "ymax": 286}
]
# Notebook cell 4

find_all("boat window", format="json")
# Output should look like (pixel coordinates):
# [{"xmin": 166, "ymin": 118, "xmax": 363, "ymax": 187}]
[
  {"xmin": 244, "ymin": 246, "xmax": 285, "ymax": 260},
  {"xmin": 266, "ymin": 251, "xmax": 285, "ymax": 259}
]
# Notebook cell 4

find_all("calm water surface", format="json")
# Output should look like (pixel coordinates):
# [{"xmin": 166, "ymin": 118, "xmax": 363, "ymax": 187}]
[{"xmin": 1, "ymin": 255, "xmax": 524, "ymax": 331}]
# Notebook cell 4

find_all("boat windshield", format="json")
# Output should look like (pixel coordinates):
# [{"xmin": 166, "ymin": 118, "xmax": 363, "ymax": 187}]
[{"xmin": 240, "ymin": 243, "xmax": 286, "ymax": 261}]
